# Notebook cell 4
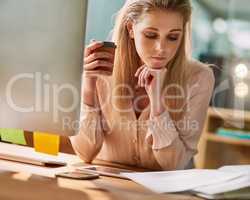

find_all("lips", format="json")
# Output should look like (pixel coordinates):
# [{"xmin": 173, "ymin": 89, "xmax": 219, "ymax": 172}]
[
  {"xmin": 151, "ymin": 56, "xmax": 166, "ymax": 60},
  {"xmin": 150, "ymin": 57, "xmax": 167, "ymax": 68},
  {"xmin": 151, "ymin": 57, "xmax": 167, "ymax": 64}
]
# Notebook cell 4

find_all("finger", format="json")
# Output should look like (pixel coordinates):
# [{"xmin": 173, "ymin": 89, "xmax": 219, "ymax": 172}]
[
  {"xmin": 135, "ymin": 65, "xmax": 146, "ymax": 77},
  {"xmin": 84, "ymin": 52, "xmax": 114, "ymax": 64},
  {"xmin": 141, "ymin": 68, "xmax": 149, "ymax": 87},
  {"xmin": 138, "ymin": 67, "xmax": 147, "ymax": 87},
  {"xmin": 84, "ymin": 41, "xmax": 104, "ymax": 57},
  {"xmin": 144, "ymin": 70, "xmax": 151, "ymax": 85},
  {"xmin": 84, "ymin": 60, "xmax": 113, "ymax": 71},
  {"xmin": 137, "ymin": 68, "xmax": 143, "ymax": 87},
  {"xmin": 84, "ymin": 69, "xmax": 112, "ymax": 77}
]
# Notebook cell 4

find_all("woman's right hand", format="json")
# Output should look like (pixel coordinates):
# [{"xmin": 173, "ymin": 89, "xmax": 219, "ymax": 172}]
[
  {"xmin": 82, "ymin": 40, "xmax": 114, "ymax": 107},
  {"xmin": 83, "ymin": 40, "xmax": 114, "ymax": 78}
]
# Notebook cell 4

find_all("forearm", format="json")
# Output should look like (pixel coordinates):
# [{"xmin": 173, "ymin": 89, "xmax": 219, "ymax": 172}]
[
  {"xmin": 82, "ymin": 76, "xmax": 98, "ymax": 107},
  {"xmin": 150, "ymin": 95, "xmax": 165, "ymax": 117},
  {"xmin": 70, "ymin": 124, "xmax": 104, "ymax": 163},
  {"xmin": 146, "ymin": 109, "xmax": 195, "ymax": 170},
  {"xmin": 152, "ymin": 137, "xmax": 194, "ymax": 170},
  {"xmin": 71, "ymin": 82, "xmax": 104, "ymax": 163},
  {"xmin": 70, "ymin": 109, "xmax": 104, "ymax": 163}
]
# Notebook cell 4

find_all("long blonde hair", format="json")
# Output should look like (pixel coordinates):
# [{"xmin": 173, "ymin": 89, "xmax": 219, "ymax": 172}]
[{"xmin": 111, "ymin": 0, "xmax": 192, "ymax": 121}]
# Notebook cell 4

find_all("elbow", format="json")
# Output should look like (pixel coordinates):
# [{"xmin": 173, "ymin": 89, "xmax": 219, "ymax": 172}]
[
  {"xmin": 176, "ymin": 149, "xmax": 196, "ymax": 170},
  {"xmin": 153, "ymin": 148, "xmax": 180, "ymax": 170},
  {"xmin": 69, "ymin": 134, "xmax": 103, "ymax": 163},
  {"xmin": 153, "ymin": 143, "xmax": 192, "ymax": 170}
]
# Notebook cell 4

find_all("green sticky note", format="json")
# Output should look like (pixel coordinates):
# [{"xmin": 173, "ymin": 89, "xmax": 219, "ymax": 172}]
[{"xmin": 0, "ymin": 128, "xmax": 27, "ymax": 145}]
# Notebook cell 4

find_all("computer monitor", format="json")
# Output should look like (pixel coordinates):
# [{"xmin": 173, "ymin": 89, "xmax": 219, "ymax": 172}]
[{"xmin": 0, "ymin": 0, "xmax": 88, "ymax": 136}]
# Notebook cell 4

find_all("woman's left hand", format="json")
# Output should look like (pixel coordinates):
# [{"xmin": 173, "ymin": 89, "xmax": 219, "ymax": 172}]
[{"xmin": 135, "ymin": 65, "xmax": 167, "ymax": 116}]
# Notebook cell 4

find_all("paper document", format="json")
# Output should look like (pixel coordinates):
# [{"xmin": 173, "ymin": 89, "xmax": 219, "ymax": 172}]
[
  {"xmin": 122, "ymin": 169, "xmax": 245, "ymax": 193},
  {"xmin": 219, "ymin": 165, "xmax": 250, "ymax": 174},
  {"xmin": 193, "ymin": 165, "xmax": 250, "ymax": 195},
  {"xmin": 195, "ymin": 187, "xmax": 250, "ymax": 200},
  {"xmin": 193, "ymin": 175, "xmax": 250, "ymax": 195}
]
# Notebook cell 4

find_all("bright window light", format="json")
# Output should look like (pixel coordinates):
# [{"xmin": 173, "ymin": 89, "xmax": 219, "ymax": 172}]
[
  {"xmin": 213, "ymin": 18, "xmax": 227, "ymax": 34},
  {"xmin": 234, "ymin": 63, "xmax": 248, "ymax": 79},
  {"xmin": 234, "ymin": 82, "xmax": 249, "ymax": 98}
]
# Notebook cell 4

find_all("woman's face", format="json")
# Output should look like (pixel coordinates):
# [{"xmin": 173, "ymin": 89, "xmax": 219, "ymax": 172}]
[{"xmin": 130, "ymin": 9, "xmax": 184, "ymax": 69}]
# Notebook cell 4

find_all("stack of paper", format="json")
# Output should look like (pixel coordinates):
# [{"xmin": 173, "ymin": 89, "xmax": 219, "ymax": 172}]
[
  {"xmin": 122, "ymin": 165, "xmax": 250, "ymax": 199},
  {"xmin": 192, "ymin": 165, "xmax": 250, "ymax": 199}
]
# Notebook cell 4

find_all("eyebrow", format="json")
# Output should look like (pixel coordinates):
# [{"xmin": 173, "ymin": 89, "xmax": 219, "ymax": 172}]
[
  {"xmin": 145, "ymin": 27, "xmax": 183, "ymax": 32},
  {"xmin": 170, "ymin": 28, "xmax": 182, "ymax": 32}
]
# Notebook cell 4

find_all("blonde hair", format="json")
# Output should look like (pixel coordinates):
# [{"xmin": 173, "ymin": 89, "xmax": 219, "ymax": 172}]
[{"xmin": 111, "ymin": 0, "xmax": 192, "ymax": 121}]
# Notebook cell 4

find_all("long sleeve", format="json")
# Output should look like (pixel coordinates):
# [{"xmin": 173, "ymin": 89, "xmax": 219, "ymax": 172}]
[
  {"xmin": 145, "ymin": 68, "xmax": 215, "ymax": 170},
  {"xmin": 70, "ymin": 102, "xmax": 105, "ymax": 163}
]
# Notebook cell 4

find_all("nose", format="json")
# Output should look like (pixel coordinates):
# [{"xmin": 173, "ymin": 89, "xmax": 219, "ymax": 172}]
[{"xmin": 155, "ymin": 39, "xmax": 166, "ymax": 54}]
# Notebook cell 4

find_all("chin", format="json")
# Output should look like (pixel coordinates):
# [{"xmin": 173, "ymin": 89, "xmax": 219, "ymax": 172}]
[
  {"xmin": 149, "ymin": 62, "xmax": 166, "ymax": 69},
  {"xmin": 145, "ymin": 59, "xmax": 167, "ymax": 69}
]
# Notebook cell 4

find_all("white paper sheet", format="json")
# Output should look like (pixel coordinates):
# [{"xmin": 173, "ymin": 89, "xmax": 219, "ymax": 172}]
[
  {"xmin": 195, "ymin": 189, "xmax": 250, "ymax": 200},
  {"xmin": 193, "ymin": 165, "xmax": 250, "ymax": 195},
  {"xmin": 122, "ymin": 169, "xmax": 245, "ymax": 193},
  {"xmin": 193, "ymin": 175, "xmax": 250, "ymax": 195},
  {"xmin": 219, "ymin": 165, "xmax": 250, "ymax": 174}
]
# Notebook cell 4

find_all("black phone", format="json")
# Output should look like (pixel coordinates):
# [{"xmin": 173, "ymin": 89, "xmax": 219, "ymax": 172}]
[{"xmin": 55, "ymin": 171, "xmax": 99, "ymax": 180}]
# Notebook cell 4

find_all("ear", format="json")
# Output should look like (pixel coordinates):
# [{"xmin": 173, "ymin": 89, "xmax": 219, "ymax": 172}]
[{"xmin": 126, "ymin": 21, "xmax": 134, "ymax": 39}]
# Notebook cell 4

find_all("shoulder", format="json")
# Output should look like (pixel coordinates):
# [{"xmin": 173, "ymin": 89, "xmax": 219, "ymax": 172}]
[{"xmin": 186, "ymin": 59, "xmax": 215, "ymax": 88}]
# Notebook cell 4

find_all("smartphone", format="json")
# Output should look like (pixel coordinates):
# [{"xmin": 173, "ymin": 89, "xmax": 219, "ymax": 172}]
[
  {"xmin": 76, "ymin": 165, "xmax": 133, "ymax": 179},
  {"xmin": 55, "ymin": 171, "xmax": 99, "ymax": 180}
]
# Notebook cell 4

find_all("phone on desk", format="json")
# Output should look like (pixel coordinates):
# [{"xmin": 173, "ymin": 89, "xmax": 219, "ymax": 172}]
[
  {"xmin": 56, "ymin": 171, "xmax": 99, "ymax": 180},
  {"xmin": 76, "ymin": 165, "xmax": 133, "ymax": 180}
]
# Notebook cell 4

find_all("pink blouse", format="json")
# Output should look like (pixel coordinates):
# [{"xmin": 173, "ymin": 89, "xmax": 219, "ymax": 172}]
[{"xmin": 70, "ymin": 60, "xmax": 215, "ymax": 170}]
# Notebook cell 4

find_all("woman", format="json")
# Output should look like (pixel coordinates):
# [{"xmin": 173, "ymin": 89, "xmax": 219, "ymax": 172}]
[{"xmin": 70, "ymin": 0, "xmax": 215, "ymax": 170}]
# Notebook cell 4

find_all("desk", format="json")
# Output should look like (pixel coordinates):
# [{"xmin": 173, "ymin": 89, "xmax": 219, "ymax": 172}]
[
  {"xmin": 0, "ymin": 159, "xmax": 203, "ymax": 200},
  {"xmin": 0, "ymin": 141, "xmax": 203, "ymax": 200},
  {"xmin": 0, "ymin": 171, "xmax": 203, "ymax": 200}
]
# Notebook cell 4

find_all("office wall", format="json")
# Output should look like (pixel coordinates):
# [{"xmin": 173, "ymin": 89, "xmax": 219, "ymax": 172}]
[{"xmin": 85, "ymin": 0, "xmax": 125, "ymax": 43}]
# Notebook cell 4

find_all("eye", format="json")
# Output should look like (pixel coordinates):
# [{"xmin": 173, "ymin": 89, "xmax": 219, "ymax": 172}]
[
  {"xmin": 144, "ymin": 32, "xmax": 158, "ymax": 39},
  {"xmin": 167, "ymin": 34, "xmax": 180, "ymax": 41}
]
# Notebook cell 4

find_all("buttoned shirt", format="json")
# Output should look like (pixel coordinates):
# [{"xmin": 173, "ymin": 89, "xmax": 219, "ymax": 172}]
[{"xmin": 70, "ymin": 60, "xmax": 215, "ymax": 170}]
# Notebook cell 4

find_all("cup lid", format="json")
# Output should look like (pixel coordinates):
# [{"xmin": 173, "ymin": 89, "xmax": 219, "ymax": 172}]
[{"xmin": 103, "ymin": 41, "xmax": 116, "ymax": 48}]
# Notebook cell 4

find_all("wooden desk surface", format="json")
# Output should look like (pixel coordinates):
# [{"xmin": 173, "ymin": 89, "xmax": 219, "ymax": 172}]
[
  {"xmin": 0, "ymin": 142, "xmax": 203, "ymax": 200},
  {"xmin": 0, "ymin": 171, "xmax": 203, "ymax": 200}
]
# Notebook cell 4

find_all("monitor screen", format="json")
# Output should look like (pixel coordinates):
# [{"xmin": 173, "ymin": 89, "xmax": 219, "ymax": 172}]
[{"xmin": 0, "ymin": 0, "xmax": 87, "ymax": 136}]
